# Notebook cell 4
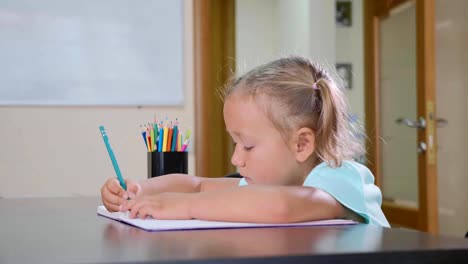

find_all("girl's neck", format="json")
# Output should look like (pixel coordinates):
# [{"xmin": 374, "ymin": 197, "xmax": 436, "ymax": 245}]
[{"xmin": 298, "ymin": 157, "xmax": 322, "ymax": 185}]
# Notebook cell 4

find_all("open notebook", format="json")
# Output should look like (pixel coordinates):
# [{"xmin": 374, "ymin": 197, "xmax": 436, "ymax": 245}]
[{"xmin": 97, "ymin": 206, "xmax": 357, "ymax": 231}]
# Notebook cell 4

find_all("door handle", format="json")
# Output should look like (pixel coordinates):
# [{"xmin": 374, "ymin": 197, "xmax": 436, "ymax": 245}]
[{"xmin": 395, "ymin": 117, "xmax": 426, "ymax": 129}]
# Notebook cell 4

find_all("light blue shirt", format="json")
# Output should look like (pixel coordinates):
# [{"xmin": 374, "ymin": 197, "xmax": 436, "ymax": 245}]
[{"xmin": 239, "ymin": 160, "xmax": 390, "ymax": 227}]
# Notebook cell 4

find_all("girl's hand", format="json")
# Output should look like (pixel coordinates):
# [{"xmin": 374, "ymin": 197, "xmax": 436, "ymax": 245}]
[
  {"xmin": 122, "ymin": 193, "xmax": 192, "ymax": 220},
  {"xmin": 101, "ymin": 178, "xmax": 142, "ymax": 212}
]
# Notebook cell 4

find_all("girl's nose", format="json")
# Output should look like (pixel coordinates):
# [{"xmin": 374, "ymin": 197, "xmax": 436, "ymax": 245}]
[{"xmin": 231, "ymin": 148, "xmax": 245, "ymax": 167}]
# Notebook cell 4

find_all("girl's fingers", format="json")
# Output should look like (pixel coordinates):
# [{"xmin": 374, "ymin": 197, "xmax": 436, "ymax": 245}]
[
  {"xmin": 103, "ymin": 187, "xmax": 125, "ymax": 205},
  {"xmin": 138, "ymin": 207, "xmax": 150, "ymax": 219},
  {"xmin": 127, "ymin": 183, "xmax": 141, "ymax": 198},
  {"xmin": 129, "ymin": 201, "xmax": 145, "ymax": 218},
  {"xmin": 104, "ymin": 203, "xmax": 120, "ymax": 212},
  {"xmin": 103, "ymin": 200, "xmax": 122, "ymax": 212},
  {"xmin": 125, "ymin": 196, "xmax": 160, "ymax": 219},
  {"xmin": 150, "ymin": 211, "xmax": 159, "ymax": 219},
  {"xmin": 101, "ymin": 184, "xmax": 126, "ymax": 212},
  {"xmin": 108, "ymin": 179, "xmax": 127, "ymax": 196},
  {"xmin": 121, "ymin": 199, "xmax": 134, "ymax": 212},
  {"xmin": 125, "ymin": 198, "xmax": 137, "ymax": 208}
]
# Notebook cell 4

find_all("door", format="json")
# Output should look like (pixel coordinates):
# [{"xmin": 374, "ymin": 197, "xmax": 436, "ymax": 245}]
[{"xmin": 364, "ymin": 0, "xmax": 438, "ymax": 233}]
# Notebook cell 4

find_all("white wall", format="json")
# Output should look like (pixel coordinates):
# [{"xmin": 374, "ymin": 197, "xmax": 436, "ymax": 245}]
[
  {"xmin": 0, "ymin": 0, "xmax": 195, "ymax": 198},
  {"xmin": 335, "ymin": 0, "xmax": 364, "ymax": 121},
  {"xmin": 236, "ymin": 0, "xmax": 335, "ymax": 74},
  {"xmin": 235, "ymin": 0, "xmax": 277, "ymax": 74},
  {"xmin": 303, "ymin": 0, "xmax": 336, "ymax": 63},
  {"xmin": 276, "ymin": 0, "xmax": 311, "ymax": 57}
]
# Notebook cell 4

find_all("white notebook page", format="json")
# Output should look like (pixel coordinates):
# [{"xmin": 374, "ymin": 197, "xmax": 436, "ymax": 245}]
[{"xmin": 97, "ymin": 206, "xmax": 357, "ymax": 231}]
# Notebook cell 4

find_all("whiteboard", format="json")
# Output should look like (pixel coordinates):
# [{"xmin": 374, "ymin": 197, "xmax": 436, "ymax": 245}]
[{"xmin": 0, "ymin": 0, "xmax": 184, "ymax": 106}]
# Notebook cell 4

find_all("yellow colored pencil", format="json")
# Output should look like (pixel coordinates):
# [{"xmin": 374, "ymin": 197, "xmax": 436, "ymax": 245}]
[{"xmin": 163, "ymin": 126, "xmax": 168, "ymax": 152}]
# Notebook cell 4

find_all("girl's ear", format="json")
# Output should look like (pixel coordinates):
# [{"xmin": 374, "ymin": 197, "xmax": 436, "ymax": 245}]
[{"xmin": 292, "ymin": 127, "xmax": 315, "ymax": 163}]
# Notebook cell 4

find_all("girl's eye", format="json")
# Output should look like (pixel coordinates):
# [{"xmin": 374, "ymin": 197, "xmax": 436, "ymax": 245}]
[{"xmin": 244, "ymin": 146, "xmax": 253, "ymax": 151}]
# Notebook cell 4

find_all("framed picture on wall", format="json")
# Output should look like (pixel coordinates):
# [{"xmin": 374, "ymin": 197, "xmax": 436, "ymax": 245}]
[
  {"xmin": 336, "ymin": 0, "xmax": 352, "ymax": 27},
  {"xmin": 336, "ymin": 63, "xmax": 352, "ymax": 90}
]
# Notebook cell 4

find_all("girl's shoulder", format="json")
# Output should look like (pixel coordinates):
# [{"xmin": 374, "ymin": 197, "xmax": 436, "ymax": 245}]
[
  {"xmin": 305, "ymin": 160, "xmax": 390, "ymax": 227},
  {"xmin": 309, "ymin": 160, "xmax": 375, "ymax": 185},
  {"xmin": 313, "ymin": 160, "xmax": 370, "ymax": 172}
]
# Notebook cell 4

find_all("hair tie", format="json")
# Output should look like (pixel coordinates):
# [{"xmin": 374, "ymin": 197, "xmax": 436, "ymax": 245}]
[{"xmin": 312, "ymin": 82, "xmax": 319, "ymax": 90}]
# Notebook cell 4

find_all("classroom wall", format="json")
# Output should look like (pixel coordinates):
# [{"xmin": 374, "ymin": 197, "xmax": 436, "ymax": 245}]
[
  {"xmin": 236, "ymin": 0, "xmax": 335, "ymax": 74},
  {"xmin": 235, "ymin": 0, "xmax": 276, "ymax": 74},
  {"xmin": 335, "ymin": 0, "xmax": 365, "ymax": 122},
  {"xmin": 277, "ymin": 0, "xmax": 335, "ymax": 63},
  {"xmin": 0, "ymin": 0, "xmax": 195, "ymax": 198}
]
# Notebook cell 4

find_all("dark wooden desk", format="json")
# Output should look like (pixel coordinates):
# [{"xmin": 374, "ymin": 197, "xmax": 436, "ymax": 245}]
[{"xmin": 1, "ymin": 197, "xmax": 467, "ymax": 263}]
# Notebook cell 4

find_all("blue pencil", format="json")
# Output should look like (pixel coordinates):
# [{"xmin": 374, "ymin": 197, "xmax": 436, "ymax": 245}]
[
  {"xmin": 141, "ymin": 131, "xmax": 147, "ymax": 149},
  {"xmin": 99, "ymin": 126, "xmax": 127, "ymax": 191},
  {"xmin": 158, "ymin": 126, "xmax": 164, "ymax": 152}
]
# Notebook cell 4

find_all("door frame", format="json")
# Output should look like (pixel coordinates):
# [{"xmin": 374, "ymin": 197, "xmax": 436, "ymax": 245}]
[
  {"xmin": 193, "ymin": 0, "xmax": 236, "ymax": 177},
  {"xmin": 364, "ymin": 0, "xmax": 438, "ymax": 233}
]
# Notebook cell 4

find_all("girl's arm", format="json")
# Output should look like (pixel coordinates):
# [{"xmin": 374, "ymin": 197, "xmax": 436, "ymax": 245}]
[
  {"xmin": 139, "ymin": 174, "xmax": 240, "ymax": 196},
  {"xmin": 101, "ymin": 174, "xmax": 240, "ymax": 212},
  {"xmin": 188, "ymin": 185, "xmax": 346, "ymax": 223}
]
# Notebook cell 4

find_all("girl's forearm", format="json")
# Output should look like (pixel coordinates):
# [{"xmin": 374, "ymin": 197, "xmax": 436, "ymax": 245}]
[
  {"xmin": 188, "ymin": 185, "xmax": 344, "ymax": 223},
  {"xmin": 189, "ymin": 186, "xmax": 299, "ymax": 223},
  {"xmin": 139, "ymin": 174, "xmax": 202, "ymax": 196}
]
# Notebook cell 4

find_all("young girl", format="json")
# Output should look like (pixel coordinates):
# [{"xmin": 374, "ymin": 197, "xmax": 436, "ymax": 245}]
[{"xmin": 100, "ymin": 56, "xmax": 389, "ymax": 227}]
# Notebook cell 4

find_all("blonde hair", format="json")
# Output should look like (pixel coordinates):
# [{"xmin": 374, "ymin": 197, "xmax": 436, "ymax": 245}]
[{"xmin": 224, "ymin": 56, "xmax": 364, "ymax": 167}]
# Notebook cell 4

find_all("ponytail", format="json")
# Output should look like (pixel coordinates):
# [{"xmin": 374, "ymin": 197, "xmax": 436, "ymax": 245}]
[
  {"xmin": 314, "ymin": 79, "xmax": 345, "ymax": 166},
  {"xmin": 314, "ymin": 77, "xmax": 363, "ymax": 166}
]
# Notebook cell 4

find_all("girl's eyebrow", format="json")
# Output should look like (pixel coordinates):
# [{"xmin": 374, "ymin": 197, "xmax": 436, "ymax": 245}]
[
  {"xmin": 225, "ymin": 129, "xmax": 240, "ymax": 137},
  {"xmin": 227, "ymin": 130, "xmax": 252, "ymax": 143},
  {"xmin": 226, "ymin": 128, "xmax": 255, "ymax": 140}
]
